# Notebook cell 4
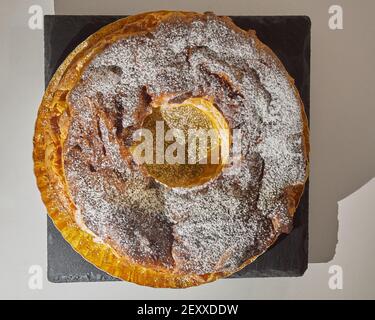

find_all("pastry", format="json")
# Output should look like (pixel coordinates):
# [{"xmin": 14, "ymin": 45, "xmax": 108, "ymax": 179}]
[{"xmin": 33, "ymin": 11, "xmax": 309, "ymax": 288}]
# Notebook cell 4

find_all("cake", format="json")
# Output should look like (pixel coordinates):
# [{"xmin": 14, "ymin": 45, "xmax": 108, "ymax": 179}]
[{"xmin": 33, "ymin": 11, "xmax": 309, "ymax": 288}]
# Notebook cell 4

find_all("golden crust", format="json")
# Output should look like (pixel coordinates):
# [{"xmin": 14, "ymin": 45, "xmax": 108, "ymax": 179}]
[{"xmin": 33, "ymin": 11, "xmax": 309, "ymax": 288}]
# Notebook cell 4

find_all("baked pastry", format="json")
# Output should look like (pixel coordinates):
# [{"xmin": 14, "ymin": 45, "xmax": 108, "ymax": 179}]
[{"xmin": 33, "ymin": 11, "xmax": 309, "ymax": 287}]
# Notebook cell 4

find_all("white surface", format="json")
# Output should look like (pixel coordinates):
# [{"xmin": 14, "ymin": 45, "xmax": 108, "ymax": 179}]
[{"xmin": 0, "ymin": 0, "xmax": 374, "ymax": 299}]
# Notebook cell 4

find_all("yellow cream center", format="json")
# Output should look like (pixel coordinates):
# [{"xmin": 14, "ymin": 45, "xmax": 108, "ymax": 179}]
[{"xmin": 134, "ymin": 97, "xmax": 230, "ymax": 188}]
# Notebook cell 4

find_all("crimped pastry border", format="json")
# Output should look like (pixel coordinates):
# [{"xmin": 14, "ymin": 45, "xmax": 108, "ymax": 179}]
[{"xmin": 33, "ymin": 11, "xmax": 309, "ymax": 288}]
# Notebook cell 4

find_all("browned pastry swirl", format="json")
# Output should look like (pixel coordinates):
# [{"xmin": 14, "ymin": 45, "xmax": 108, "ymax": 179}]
[{"xmin": 33, "ymin": 11, "xmax": 309, "ymax": 287}]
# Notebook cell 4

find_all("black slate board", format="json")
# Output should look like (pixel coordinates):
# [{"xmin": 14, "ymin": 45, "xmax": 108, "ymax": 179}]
[{"xmin": 45, "ymin": 15, "xmax": 310, "ymax": 282}]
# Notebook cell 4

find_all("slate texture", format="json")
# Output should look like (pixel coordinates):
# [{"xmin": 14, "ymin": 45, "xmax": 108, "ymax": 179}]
[{"xmin": 44, "ymin": 15, "xmax": 310, "ymax": 282}]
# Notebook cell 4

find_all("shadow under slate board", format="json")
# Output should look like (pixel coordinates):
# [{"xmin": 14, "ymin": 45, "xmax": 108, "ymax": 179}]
[{"xmin": 45, "ymin": 15, "xmax": 310, "ymax": 282}]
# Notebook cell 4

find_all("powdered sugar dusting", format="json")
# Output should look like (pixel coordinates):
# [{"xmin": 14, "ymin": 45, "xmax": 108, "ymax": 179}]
[{"xmin": 64, "ymin": 13, "xmax": 308, "ymax": 275}]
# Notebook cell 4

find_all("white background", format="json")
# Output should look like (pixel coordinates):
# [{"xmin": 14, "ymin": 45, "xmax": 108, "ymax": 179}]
[{"xmin": 0, "ymin": 0, "xmax": 374, "ymax": 299}]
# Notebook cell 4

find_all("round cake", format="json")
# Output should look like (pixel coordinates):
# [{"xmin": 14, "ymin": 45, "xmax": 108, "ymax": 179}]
[{"xmin": 33, "ymin": 11, "xmax": 309, "ymax": 287}]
